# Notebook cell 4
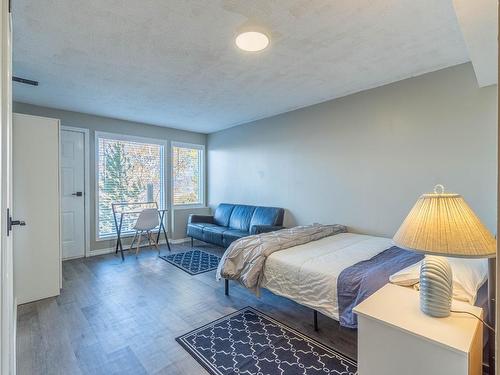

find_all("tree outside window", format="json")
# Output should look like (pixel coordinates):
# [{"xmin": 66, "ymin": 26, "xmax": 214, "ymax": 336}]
[
  {"xmin": 172, "ymin": 144, "xmax": 203, "ymax": 206},
  {"xmin": 97, "ymin": 136, "xmax": 164, "ymax": 238}
]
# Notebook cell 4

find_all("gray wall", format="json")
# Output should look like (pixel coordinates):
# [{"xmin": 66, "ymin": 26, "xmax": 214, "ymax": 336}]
[
  {"xmin": 13, "ymin": 102, "xmax": 207, "ymax": 251},
  {"xmin": 207, "ymin": 63, "xmax": 497, "ymax": 237}
]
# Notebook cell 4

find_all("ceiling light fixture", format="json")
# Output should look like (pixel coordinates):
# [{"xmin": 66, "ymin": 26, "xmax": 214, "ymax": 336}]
[{"xmin": 235, "ymin": 31, "xmax": 269, "ymax": 52}]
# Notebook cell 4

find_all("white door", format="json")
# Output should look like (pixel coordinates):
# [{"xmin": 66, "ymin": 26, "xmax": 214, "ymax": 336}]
[
  {"xmin": 61, "ymin": 130, "xmax": 85, "ymax": 259},
  {"xmin": 13, "ymin": 113, "xmax": 61, "ymax": 305},
  {"xmin": 0, "ymin": 1, "xmax": 15, "ymax": 372}
]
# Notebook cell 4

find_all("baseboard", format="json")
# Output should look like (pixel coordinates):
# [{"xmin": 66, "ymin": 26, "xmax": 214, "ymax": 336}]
[
  {"xmin": 87, "ymin": 238, "xmax": 189, "ymax": 257},
  {"xmin": 170, "ymin": 237, "xmax": 190, "ymax": 244},
  {"xmin": 62, "ymin": 254, "xmax": 86, "ymax": 261},
  {"xmin": 87, "ymin": 247, "xmax": 115, "ymax": 257}
]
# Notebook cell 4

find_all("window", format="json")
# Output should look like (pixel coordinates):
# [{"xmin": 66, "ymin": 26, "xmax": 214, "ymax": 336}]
[
  {"xmin": 172, "ymin": 143, "xmax": 204, "ymax": 206},
  {"xmin": 96, "ymin": 133, "xmax": 165, "ymax": 239}
]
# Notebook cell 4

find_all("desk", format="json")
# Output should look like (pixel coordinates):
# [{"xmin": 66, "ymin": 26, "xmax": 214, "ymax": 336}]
[{"xmin": 112, "ymin": 208, "xmax": 171, "ymax": 261}]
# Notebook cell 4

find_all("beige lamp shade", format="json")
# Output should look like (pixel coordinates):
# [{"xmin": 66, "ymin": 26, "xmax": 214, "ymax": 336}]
[{"xmin": 393, "ymin": 186, "xmax": 496, "ymax": 258}]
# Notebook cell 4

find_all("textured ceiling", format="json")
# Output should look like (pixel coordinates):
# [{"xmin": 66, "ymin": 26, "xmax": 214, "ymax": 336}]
[
  {"xmin": 12, "ymin": 0, "xmax": 470, "ymax": 133},
  {"xmin": 452, "ymin": 0, "xmax": 498, "ymax": 87}
]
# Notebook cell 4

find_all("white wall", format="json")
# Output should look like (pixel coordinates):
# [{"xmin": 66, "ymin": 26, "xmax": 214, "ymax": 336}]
[
  {"xmin": 13, "ymin": 102, "xmax": 207, "ymax": 250},
  {"xmin": 208, "ymin": 63, "xmax": 497, "ymax": 237}
]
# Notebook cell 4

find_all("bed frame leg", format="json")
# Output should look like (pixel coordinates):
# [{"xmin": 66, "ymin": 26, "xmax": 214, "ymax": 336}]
[
  {"xmin": 191, "ymin": 237, "xmax": 194, "ymax": 247},
  {"xmin": 313, "ymin": 310, "xmax": 318, "ymax": 331},
  {"xmin": 224, "ymin": 279, "xmax": 229, "ymax": 296}
]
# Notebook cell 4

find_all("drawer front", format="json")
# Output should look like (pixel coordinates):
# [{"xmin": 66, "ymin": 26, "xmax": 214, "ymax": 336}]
[{"xmin": 357, "ymin": 317, "xmax": 469, "ymax": 375}]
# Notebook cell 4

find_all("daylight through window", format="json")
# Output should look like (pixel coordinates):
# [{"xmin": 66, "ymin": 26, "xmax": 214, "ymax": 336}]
[
  {"xmin": 172, "ymin": 143, "xmax": 204, "ymax": 206},
  {"xmin": 96, "ymin": 134, "xmax": 164, "ymax": 238}
]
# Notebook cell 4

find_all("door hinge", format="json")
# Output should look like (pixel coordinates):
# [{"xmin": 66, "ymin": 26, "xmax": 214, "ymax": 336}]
[{"xmin": 6, "ymin": 208, "xmax": 26, "ymax": 236}]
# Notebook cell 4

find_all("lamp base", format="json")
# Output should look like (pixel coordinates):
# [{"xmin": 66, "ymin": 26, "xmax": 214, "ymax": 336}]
[{"xmin": 419, "ymin": 255, "xmax": 453, "ymax": 317}]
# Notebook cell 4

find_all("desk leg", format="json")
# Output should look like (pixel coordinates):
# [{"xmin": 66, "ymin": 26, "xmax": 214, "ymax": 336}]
[
  {"xmin": 113, "ymin": 212, "xmax": 125, "ymax": 261},
  {"xmin": 113, "ymin": 213, "xmax": 119, "ymax": 254},
  {"xmin": 116, "ymin": 214, "xmax": 124, "ymax": 261},
  {"xmin": 163, "ymin": 223, "xmax": 171, "ymax": 252},
  {"xmin": 156, "ymin": 210, "xmax": 163, "ymax": 245},
  {"xmin": 156, "ymin": 211, "xmax": 171, "ymax": 252}
]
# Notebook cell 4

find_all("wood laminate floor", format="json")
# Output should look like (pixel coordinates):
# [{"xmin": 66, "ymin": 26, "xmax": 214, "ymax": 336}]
[{"xmin": 16, "ymin": 241, "xmax": 356, "ymax": 375}]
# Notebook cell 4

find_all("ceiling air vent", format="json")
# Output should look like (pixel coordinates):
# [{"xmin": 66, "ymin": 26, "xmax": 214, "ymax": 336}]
[{"xmin": 12, "ymin": 76, "xmax": 38, "ymax": 86}]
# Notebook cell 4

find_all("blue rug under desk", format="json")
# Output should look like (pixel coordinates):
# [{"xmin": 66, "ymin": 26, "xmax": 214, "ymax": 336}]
[
  {"xmin": 159, "ymin": 249, "xmax": 221, "ymax": 275},
  {"xmin": 176, "ymin": 307, "xmax": 358, "ymax": 375}
]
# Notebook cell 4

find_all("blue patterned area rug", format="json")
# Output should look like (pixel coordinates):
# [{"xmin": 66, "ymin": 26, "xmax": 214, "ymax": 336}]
[
  {"xmin": 177, "ymin": 307, "xmax": 357, "ymax": 375},
  {"xmin": 160, "ymin": 249, "xmax": 221, "ymax": 275}
]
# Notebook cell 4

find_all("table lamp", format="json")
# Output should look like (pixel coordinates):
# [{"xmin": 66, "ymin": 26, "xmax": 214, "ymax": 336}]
[{"xmin": 393, "ymin": 185, "xmax": 496, "ymax": 373}]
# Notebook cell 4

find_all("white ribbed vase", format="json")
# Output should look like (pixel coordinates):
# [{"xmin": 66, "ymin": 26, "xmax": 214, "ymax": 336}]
[{"xmin": 419, "ymin": 256, "xmax": 453, "ymax": 318}]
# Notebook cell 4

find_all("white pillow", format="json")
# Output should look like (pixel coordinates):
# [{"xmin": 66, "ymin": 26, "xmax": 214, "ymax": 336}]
[{"xmin": 389, "ymin": 257, "xmax": 488, "ymax": 305}]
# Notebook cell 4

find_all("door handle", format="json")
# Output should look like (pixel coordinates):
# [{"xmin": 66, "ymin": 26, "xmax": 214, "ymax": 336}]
[
  {"xmin": 6, "ymin": 208, "xmax": 26, "ymax": 236},
  {"xmin": 72, "ymin": 192, "xmax": 83, "ymax": 197}
]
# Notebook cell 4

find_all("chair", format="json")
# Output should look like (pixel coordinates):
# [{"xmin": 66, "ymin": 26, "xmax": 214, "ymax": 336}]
[{"xmin": 130, "ymin": 208, "xmax": 160, "ymax": 256}]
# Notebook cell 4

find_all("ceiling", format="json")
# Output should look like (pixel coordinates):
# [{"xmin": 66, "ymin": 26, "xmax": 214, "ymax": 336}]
[
  {"xmin": 13, "ymin": 1, "xmax": 474, "ymax": 133},
  {"xmin": 452, "ymin": 0, "xmax": 498, "ymax": 87}
]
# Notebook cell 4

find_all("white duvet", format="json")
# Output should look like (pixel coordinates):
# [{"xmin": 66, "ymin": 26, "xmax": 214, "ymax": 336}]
[{"xmin": 261, "ymin": 233, "xmax": 393, "ymax": 320}]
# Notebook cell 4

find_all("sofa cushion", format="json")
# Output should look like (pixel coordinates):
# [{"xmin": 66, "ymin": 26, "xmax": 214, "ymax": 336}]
[
  {"xmin": 229, "ymin": 205, "xmax": 256, "ymax": 232},
  {"xmin": 187, "ymin": 223, "xmax": 219, "ymax": 239},
  {"xmin": 222, "ymin": 229, "xmax": 248, "ymax": 247},
  {"xmin": 249, "ymin": 206, "xmax": 284, "ymax": 228},
  {"xmin": 214, "ymin": 203, "xmax": 235, "ymax": 227},
  {"xmin": 202, "ymin": 226, "xmax": 228, "ymax": 246}
]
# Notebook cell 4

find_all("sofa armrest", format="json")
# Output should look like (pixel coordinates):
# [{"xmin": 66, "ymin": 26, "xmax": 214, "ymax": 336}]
[
  {"xmin": 250, "ymin": 225, "xmax": 285, "ymax": 235},
  {"xmin": 188, "ymin": 214, "xmax": 215, "ymax": 224}
]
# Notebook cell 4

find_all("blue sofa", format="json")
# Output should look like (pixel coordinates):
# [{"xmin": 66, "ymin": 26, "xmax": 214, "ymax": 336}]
[{"xmin": 187, "ymin": 203, "xmax": 285, "ymax": 247}]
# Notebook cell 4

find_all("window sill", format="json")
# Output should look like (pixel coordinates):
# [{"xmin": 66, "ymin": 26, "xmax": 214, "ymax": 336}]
[
  {"xmin": 172, "ymin": 204, "xmax": 207, "ymax": 210},
  {"xmin": 96, "ymin": 231, "xmax": 136, "ymax": 242}
]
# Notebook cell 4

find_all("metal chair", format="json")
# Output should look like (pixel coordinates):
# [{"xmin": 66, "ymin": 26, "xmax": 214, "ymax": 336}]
[{"xmin": 130, "ymin": 208, "xmax": 159, "ymax": 256}]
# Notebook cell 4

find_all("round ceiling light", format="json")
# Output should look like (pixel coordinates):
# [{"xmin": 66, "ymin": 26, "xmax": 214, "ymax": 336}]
[{"xmin": 235, "ymin": 31, "xmax": 269, "ymax": 52}]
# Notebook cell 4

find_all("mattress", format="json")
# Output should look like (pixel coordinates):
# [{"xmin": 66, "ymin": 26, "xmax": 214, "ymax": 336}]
[{"xmin": 260, "ymin": 232, "xmax": 393, "ymax": 320}]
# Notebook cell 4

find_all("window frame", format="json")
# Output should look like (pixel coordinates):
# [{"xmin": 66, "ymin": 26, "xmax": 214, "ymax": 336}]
[
  {"xmin": 94, "ymin": 131, "xmax": 168, "ymax": 241},
  {"xmin": 171, "ymin": 141, "xmax": 206, "ymax": 209}
]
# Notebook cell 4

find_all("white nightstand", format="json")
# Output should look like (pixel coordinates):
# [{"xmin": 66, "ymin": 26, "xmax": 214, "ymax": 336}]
[{"xmin": 353, "ymin": 283, "xmax": 483, "ymax": 375}]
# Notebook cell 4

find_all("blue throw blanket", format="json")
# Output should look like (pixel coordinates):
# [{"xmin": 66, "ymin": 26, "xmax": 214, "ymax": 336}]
[{"xmin": 337, "ymin": 246, "xmax": 424, "ymax": 328}]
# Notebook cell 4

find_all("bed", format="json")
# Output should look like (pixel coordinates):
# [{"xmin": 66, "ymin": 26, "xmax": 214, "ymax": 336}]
[
  {"xmin": 217, "ymin": 226, "xmax": 488, "ymax": 330},
  {"xmin": 261, "ymin": 233, "xmax": 393, "ymax": 322}
]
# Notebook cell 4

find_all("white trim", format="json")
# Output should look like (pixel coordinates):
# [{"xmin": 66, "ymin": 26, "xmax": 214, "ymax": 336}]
[
  {"xmin": 95, "ymin": 131, "xmax": 168, "ymax": 146},
  {"xmin": 87, "ymin": 238, "xmax": 185, "ymax": 257},
  {"xmin": 172, "ymin": 206, "xmax": 209, "ymax": 211},
  {"xmin": 171, "ymin": 141, "xmax": 205, "ymax": 150},
  {"xmin": 1, "ymin": 3, "xmax": 15, "ymax": 373},
  {"xmin": 57, "ymin": 123, "xmax": 62, "ymax": 289},
  {"xmin": 61, "ymin": 126, "xmax": 91, "ymax": 259},
  {"xmin": 171, "ymin": 141, "xmax": 206, "ymax": 207},
  {"xmin": 172, "ymin": 204, "xmax": 207, "ymax": 210},
  {"xmin": 95, "ymin": 230, "xmax": 137, "ymax": 242},
  {"xmin": 94, "ymin": 131, "xmax": 168, "ymax": 241},
  {"xmin": 170, "ymin": 237, "xmax": 191, "ymax": 244},
  {"xmin": 61, "ymin": 254, "xmax": 85, "ymax": 261},
  {"xmin": 84, "ymin": 129, "xmax": 90, "ymax": 257},
  {"xmin": 87, "ymin": 247, "xmax": 115, "ymax": 257}
]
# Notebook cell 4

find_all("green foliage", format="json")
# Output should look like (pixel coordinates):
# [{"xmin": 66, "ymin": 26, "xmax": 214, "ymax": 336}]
[
  {"xmin": 102, "ymin": 142, "xmax": 143, "ymax": 203},
  {"xmin": 173, "ymin": 147, "xmax": 201, "ymax": 205},
  {"xmin": 97, "ymin": 138, "xmax": 164, "ymax": 236}
]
